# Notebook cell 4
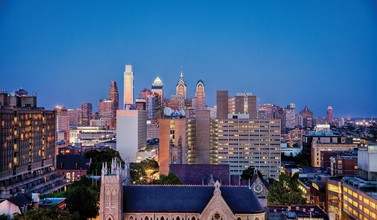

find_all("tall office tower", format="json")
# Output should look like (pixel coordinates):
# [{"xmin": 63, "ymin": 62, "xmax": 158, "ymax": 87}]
[
  {"xmin": 187, "ymin": 110, "xmax": 211, "ymax": 164},
  {"xmin": 124, "ymin": 64, "xmax": 134, "ymax": 107},
  {"xmin": 217, "ymin": 114, "xmax": 281, "ymax": 180},
  {"xmin": 151, "ymin": 76, "xmax": 164, "ymax": 102},
  {"xmin": 0, "ymin": 90, "xmax": 64, "ymax": 199},
  {"xmin": 158, "ymin": 118, "xmax": 187, "ymax": 175},
  {"xmin": 109, "ymin": 81, "xmax": 119, "ymax": 110},
  {"xmin": 299, "ymin": 106, "xmax": 314, "ymax": 128},
  {"xmin": 55, "ymin": 105, "xmax": 70, "ymax": 142},
  {"xmin": 194, "ymin": 80, "xmax": 206, "ymax": 110},
  {"xmin": 67, "ymin": 108, "xmax": 82, "ymax": 126},
  {"xmin": 326, "ymin": 106, "xmax": 334, "ymax": 124},
  {"xmin": 81, "ymin": 103, "xmax": 92, "ymax": 126},
  {"xmin": 98, "ymin": 99, "xmax": 115, "ymax": 128},
  {"xmin": 216, "ymin": 90, "xmax": 228, "ymax": 119},
  {"xmin": 175, "ymin": 69, "xmax": 187, "ymax": 99},
  {"xmin": 235, "ymin": 92, "xmax": 257, "ymax": 118},
  {"xmin": 117, "ymin": 109, "xmax": 147, "ymax": 162},
  {"xmin": 285, "ymin": 103, "xmax": 296, "ymax": 129}
]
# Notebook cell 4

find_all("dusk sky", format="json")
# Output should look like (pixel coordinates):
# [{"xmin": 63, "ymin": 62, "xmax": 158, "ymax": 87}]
[{"xmin": 1, "ymin": 1, "xmax": 376, "ymax": 117}]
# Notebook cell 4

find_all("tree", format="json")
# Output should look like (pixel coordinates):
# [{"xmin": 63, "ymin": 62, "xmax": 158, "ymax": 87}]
[
  {"xmin": 83, "ymin": 147, "xmax": 124, "ymax": 175},
  {"xmin": 66, "ymin": 185, "xmax": 99, "ymax": 220},
  {"xmin": 13, "ymin": 206, "xmax": 79, "ymax": 220},
  {"xmin": 152, "ymin": 172, "xmax": 182, "ymax": 184},
  {"xmin": 0, "ymin": 214, "xmax": 7, "ymax": 220},
  {"xmin": 130, "ymin": 159, "xmax": 159, "ymax": 184},
  {"xmin": 267, "ymin": 173, "xmax": 306, "ymax": 205},
  {"xmin": 241, "ymin": 166, "xmax": 263, "ymax": 180}
]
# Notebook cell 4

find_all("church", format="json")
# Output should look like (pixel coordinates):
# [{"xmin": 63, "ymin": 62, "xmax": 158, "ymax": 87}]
[{"xmin": 99, "ymin": 160, "xmax": 266, "ymax": 220}]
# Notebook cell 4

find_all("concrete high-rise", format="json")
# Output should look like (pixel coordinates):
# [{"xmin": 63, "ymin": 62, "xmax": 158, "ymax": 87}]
[
  {"xmin": 124, "ymin": 65, "xmax": 134, "ymax": 107},
  {"xmin": 116, "ymin": 109, "xmax": 147, "ymax": 162},
  {"xmin": 151, "ymin": 76, "xmax": 164, "ymax": 102},
  {"xmin": 187, "ymin": 110, "xmax": 211, "ymax": 164},
  {"xmin": 216, "ymin": 90, "xmax": 228, "ymax": 119},
  {"xmin": 285, "ymin": 103, "xmax": 296, "ymax": 129},
  {"xmin": 0, "ymin": 90, "xmax": 65, "ymax": 199},
  {"xmin": 194, "ymin": 80, "xmax": 205, "ymax": 110},
  {"xmin": 326, "ymin": 106, "xmax": 334, "ymax": 124},
  {"xmin": 98, "ymin": 99, "xmax": 115, "ymax": 128},
  {"xmin": 175, "ymin": 69, "xmax": 187, "ymax": 99},
  {"xmin": 217, "ymin": 114, "xmax": 281, "ymax": 179}
]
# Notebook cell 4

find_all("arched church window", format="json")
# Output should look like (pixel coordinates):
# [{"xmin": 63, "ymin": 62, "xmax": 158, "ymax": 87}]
[
  {"xmin": 145, "ymin": 217, "xmax": 149, "ymax": 220},
  {"xmin": 191, "ymin": 217, "xmax": 196, "ymax": 220},
  {"xmin": 130, "ymin": 217, "xmax": 134, "ymax": 220},
  {"xmin": 255, "ymin": 218, "xmax": 260, "ymax": 220},
  {"xmin": 177, "ymin": 217, "xmax": 180, "ymax": 220},
  {"xmin": 111, "ymin": 189, "xmax": 116, "ymax": 207},
  {"xmin": 161, "ymin": 217, "xmax": 165, "ymax": 220},
  {"xmin": 237, "ymin": 218, "xmax": 241, "ymax": 220},
  {"xmin": 212, "ymin": 213, "xmax": 221, "ymax": 220},
  {"xmin": 105, "ymin": 189, "xmax": 110, "ymax": 208}
]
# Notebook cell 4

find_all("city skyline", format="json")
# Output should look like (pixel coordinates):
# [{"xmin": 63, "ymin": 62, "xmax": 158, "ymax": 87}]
[{"xmin": 1, "ymin": 1, "xmax": 376, "ymax": 117}]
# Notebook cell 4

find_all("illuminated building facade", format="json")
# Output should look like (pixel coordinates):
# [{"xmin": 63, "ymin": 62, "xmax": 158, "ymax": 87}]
[
  {"xmin": 98, "ymin": 99, "xmax": 115, "ymax": 128},
  {"xmin": 81, "ymin": 102, "xmax": 92, "ymax": 126},
  {"xmin": 0, "ymin": 90, "xmax": 65, "ymax": 199},
  {"xmin": 194, "ymin": 80, "xmax": 205, "ymax": 110},
  {"xmin": 175, "ymin": 70, "xmax": 187, "ymax": 99},
  {"xmin": 216, "ymin": 90, "xmax": 257, "ymax": 119},
  {"xmin": 124, "ymin": 64, "xmax": 134, "ymax": 107},
  {"xmin": 217, "ymin": 114, "xmax": 281, "ymax": 179},
  {"xmin": 151, "ymin": 76, "xmax": 164, "ymax": 102},
  {"xmin": 299, "ymin": 106, "xmax": 314, "ymax": 128}
]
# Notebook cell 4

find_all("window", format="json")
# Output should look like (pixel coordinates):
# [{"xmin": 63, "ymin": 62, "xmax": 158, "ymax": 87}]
[{"xmin": 111, "ymin": 189, "xmax": 116, "ymax": 207}]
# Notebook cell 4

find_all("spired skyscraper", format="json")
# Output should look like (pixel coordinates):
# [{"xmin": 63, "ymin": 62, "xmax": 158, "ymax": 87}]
[
  {"xmin": 109, "ymin": 81, "xmax": 119, "ymax": 110},
  {"xmin": 194, "ymin": 80, "xmax": 206, "ymax": 110},
  {"xmin": 175, "ymin": 68, "xmax": 187, "ymax": 99},
  {"xmin": 124, "ymin": 65, "xmax": 134, "ymax": 107},
  {"xmin": 151, "ymin": 76, "xmax": 164, "ymax": 102}
]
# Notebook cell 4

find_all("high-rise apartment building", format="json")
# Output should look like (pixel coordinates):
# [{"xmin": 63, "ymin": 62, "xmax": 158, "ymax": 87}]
[
  {"xmin": 326, "ymin": 106, "xmax": 334, "ymax": 124},
  {"xmin": 194, "ymin": 80, "xmax": 205, "ymax": 110},
  {"xmin": 55, "ymin": 105, "xmax": 70, "ymax": 142},
  {"xmin": 116, "ymin": 109, "xmax": 147, "ymax": 162},
  {"xmin": 81, "ymin": 102, "xmax": 92, "ymax": 126},
  {"xmin": 0, "ymin": 90, "xmax": 65, "ymax": 199},
  {"xmin": 217, "ymin": 114, "xmax": 281, "ymax": 179},
  {"xmin": 124, "ymin": 64, "xmax": 134, "ymax": 107},
  {"xmin": 151, "ymin": 76, "xmax": 164, "ymax": 102},
  {"xmin": 175, "ymin": 70, "xmax": 187, "ymax": 99}
]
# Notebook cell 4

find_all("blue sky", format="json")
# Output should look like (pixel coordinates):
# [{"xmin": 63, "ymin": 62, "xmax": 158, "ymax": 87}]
[{"xmin": 1, "ymin": 1, "xmax": 376, "ymax": 117}]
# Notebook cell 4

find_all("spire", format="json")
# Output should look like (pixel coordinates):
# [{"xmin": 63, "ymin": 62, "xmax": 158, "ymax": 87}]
[{"xmin": 180, "ymin": 65, "xmax": 183, "ymax": 79}]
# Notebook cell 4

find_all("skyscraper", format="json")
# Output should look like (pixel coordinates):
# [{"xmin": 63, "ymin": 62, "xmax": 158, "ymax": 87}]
[
  {"xmin": 194, "ymin": 80, "xmax": 205, "ymax": 110},
  {"xmin": 326, "ymin": 106, "xmax": 334, "ymax": 124},
  {"xmin": 285, "ymin": 103, "xmax": 296, "ymax": 129},
  {"xmin": 175, "ymin": 69, "xmax": 187, "ymax": 99},
  {"xmin": 151, "ymin": 76, "xmax": 164, "ymax": 102},
  {"xmin": 299, "ymin": 106, "xmax": 314, "ymax": 128},
  {"xmin": 81, "ymin": 102, "xmax": 93, "ymax": 126},
  {"xmin": 124, "ymin": 64, "xmax": 134, "ymax": 107},
  {"xmin": 216, "ymin": 91, "xmax": 257, "ymax": 119},
  {"xmin": 109, "ymin": 80, "xmax": 119, "ymax": 110},
  {"xmin": 98, "ymin": 99, "xmax": 115, "ymax": 128}
]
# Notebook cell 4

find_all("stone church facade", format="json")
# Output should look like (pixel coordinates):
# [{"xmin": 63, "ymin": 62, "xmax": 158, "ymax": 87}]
[{"xmin": 99, "ymin": 160, "xmax": 266, "ymax": 220}]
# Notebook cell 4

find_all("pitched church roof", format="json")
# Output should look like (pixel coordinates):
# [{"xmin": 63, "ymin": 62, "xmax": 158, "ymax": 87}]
[{"xmin": 123, "ymin": 185, "xmax": 264, "ymax": 214}]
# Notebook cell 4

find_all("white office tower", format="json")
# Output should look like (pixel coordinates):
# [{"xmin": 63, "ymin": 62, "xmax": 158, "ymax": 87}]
[
  {"xmin": 124, "ymin": 65, "xmax": 134, "ymax": 107},
  {"xmin": 116, "ymin": 109, "xmax": 147, "ymax": 162}
]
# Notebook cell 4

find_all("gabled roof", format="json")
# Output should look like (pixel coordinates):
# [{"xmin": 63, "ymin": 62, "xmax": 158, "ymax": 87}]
[{"xmin": 123, "ymin": 185, "xmax": 264, "ymax": 214}]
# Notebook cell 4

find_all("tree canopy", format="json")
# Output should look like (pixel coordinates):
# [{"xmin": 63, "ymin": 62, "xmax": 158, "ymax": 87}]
[
  {"xmin": 267, "ymin": 173, "xmax": 306, "ymax": 205},
  {"xmin": 13, "ymin": 206, "xmax": 79, "ymax": 220},
  {"xmin": 152, "ymin": 172, "xmax": 182, "ymax": 185},
  {"xmin": 83, "ymin": 147, "xmax": 124, "ymax": 175},
  {"xmin": 130, "ymin": 159, "xmax": 159, "ymax": 184},
  {"xmin": 241, "ymin": 166, "xmax": 264, "ymax": 180}
]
